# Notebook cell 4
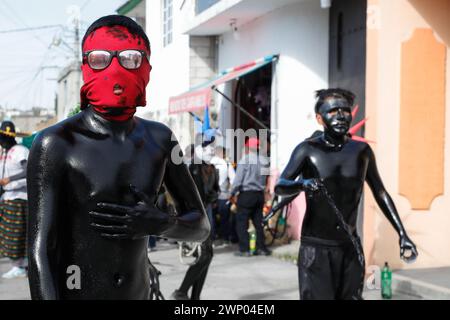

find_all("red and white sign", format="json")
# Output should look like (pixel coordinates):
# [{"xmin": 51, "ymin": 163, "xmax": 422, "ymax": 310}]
[
  {"xmin": 168, "ymin": 55, "xmax": 278, "ymax": 114},
  {"xmin": 168, "ymin": 88, "xmax": 212, "ymax": 114}
]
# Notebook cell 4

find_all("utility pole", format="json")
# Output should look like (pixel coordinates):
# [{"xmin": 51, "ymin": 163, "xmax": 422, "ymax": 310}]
[
  {"xmin": 66, "ymin": 5, "xmax": 81, "ymax": 105},
  {"xmin": 72, "ymin": 6, "xmax": 81, "ymax": 107}
]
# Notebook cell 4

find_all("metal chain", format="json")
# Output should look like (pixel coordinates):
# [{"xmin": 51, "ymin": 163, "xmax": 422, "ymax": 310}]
[
  {"xmin": 148, "ymin": 259, "xmax": 165, "ymax": 300},
  {"xmin": 318, "ymin": 186, "xmax": 365, "ymax": 267}
]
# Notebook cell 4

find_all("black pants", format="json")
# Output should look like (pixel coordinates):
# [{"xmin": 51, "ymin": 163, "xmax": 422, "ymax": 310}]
[
  {"xmin": 217, "ymin": 199, "xmax": 231, "ymax": 241},
  {"xmin": 236, "ymin": 191, "xmax": 266, "ymax": 253},
  {"xmin": 179, "ymin": 239, "xmax": 214, "ymax": 300},
  {"xmin": 298, "ymin": 236, "xmax": 365, "ymax": 300}
]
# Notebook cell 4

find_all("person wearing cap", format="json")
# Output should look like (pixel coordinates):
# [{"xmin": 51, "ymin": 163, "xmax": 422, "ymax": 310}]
[
  {"xmin": 0, "ymin": 121, "xmax": 29, "ymax": 279},
  {"xmin": 231, "ymin": 137, "xmax": 271, "ymax": 256}
]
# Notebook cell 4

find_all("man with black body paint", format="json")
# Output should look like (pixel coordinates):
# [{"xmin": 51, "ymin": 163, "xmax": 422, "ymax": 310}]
[
  {"xmin": 275, "ymin": 89, "xmax": 418, "ymax": 300},
  {"xmin": 27, "ymin": 15, "xmax": 210, "ymax": 300}
]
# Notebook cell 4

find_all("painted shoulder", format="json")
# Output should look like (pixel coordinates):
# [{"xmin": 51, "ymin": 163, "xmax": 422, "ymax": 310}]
[
  {"xmin": 30, "ymin": 114, "xmax": 84, "ymax": 155},
  {"xmin": 348, "ymin": 139, "xmax": 372, "ymax": 151},
  {"xmin": 307, "ymin": 135, "xmax": 371, "ymax": 151},
  {"xmin": 286, "ymin": 140, "xmax": 313, "ymax": 164},
  {"xmin": 135, "ymin": 117, "xmax": 177, "ymax": 152},
  {"xmin": 293, "ymin": 139, "xmax": 314, "ymax": 153},
  {"xmin": 137, "ymin": 117, "xmax": 174, "ymax": 139}
]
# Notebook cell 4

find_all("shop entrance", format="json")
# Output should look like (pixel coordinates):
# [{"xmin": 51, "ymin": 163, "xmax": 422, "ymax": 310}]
[
  {"xmin": 234, "ymin": 63, "xmax": 272, "ymax": 132},
  {"xmin": 230, "ymin": 63, "xmax": 273, "ymax": 162}
]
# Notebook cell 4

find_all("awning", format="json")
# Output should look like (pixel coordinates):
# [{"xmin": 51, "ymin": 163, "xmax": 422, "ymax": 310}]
[{"xmin": 168, "ymin": 54, "xmax": 278, "ymax": 114}]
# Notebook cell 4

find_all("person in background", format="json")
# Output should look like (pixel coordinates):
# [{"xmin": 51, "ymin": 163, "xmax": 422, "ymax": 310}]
[
  {"xmin": 211, "ymin": 145, "xmax": 235, "ymax": 245},
  {"xmin": 193, "ymin": 133, "xmax": 219, "ymax": 240},
  {"xmin": 172, "ymin": 134, "xmax": 218, "ymax": 300},
  {"xmin": 148, "ymin": 236, "xmax": 157, "ymax": 252},
  {"xmin": 0, "ymin": 121, "xmax": 29, "ymax": 279},
  {"xmin": 231, "ymin": 137, "xmax": 271, "ymax": 257}
]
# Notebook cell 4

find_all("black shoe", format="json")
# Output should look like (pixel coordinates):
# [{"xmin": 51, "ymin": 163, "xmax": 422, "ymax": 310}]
[
  {"xmin": 171, "ymin": 289, "xmax": 189, "ymax": 300},
  {"xmin": 234, "ymin": 251, "xmax": 251, "ymax": 257},
  {"xmin": 213, "ymin": 239, "xmax": 224, "ymax": 247},
  {"xmin": 254, "ymin": 249, "xmax": 272, "ymax": 256}
]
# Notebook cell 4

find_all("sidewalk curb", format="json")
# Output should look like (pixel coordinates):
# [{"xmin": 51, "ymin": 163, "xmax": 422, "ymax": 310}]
[
  {"xmin": 270, "ymin": 243, "xmax": 450, "ymax": 300},
  {"xmin": 271, "ymin": 241, "xmax": 300, "ymax": 264},
  {"xmin": 393, "ymin": 273, "xmax": 450, "ymax": 300}
]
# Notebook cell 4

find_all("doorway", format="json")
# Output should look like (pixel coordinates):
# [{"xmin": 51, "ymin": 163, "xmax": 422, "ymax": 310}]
[
  {"xmin": 232, "ymin": 63, "xmax": 273, "ymax": 162},
  {"xmin": 329, "ymin": 0, "xmax": 368, "ymax": 238},
  {"xmin": 328, "ymin": 0, "xmax": 367, "ymax": 137}
]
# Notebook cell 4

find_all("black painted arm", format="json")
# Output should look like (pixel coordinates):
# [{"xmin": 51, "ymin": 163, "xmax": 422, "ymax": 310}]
[
  {"xmin": 365, "ymin": 145, "xmax": 418, "ymax": 262},
  {"xmin": 275, "ymin": 143, "xmax": 318, "ymax": 196},
  {"xmin": 275, "ymin": 178, "xmax": 305, "ymax": 196},
  {"xmin": 27, "ymin": 132, "xmax": 65, "ymax": 300},
  {"xmin": 160, "ymin": 138, "xmax": 211, "ymax": 242},
  {"xmin": 365, "ymin": 146, "xmax": 407, "ymax": 237}
]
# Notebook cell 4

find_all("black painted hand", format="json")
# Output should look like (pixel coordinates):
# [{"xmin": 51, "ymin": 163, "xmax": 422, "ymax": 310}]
[
  {"xmin": 89, "ymin": 185, "xmax": 171, "ymax": 240},
  {"xmin": 302, "ymin": 178, "xmax": 323, "ymax": 192},
  {"xmin": 399, "ymin": 235, "xmax": 418, "ymax": 263}
]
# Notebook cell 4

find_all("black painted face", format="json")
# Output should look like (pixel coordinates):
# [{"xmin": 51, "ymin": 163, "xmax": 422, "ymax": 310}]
[
  {"xmin": 318, "ymin": 98, "xmax": 352, "ymax": 137},
  {"xmin": 0, "ymin": 135, "xmax": 14, "ymax": 149}
]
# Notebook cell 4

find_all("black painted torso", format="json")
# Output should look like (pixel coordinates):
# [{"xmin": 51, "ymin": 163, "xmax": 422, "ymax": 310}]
[
  {"xmin": 60, "ymin": 113, "xmax": 168, "ymax": 298},
  {"xmin": 27, "ymin": 108, "xmax": 209, "ymax": 300},
  {"xmin": 280, "ymin": 137, "xmax": 370, "ymax": 240}
]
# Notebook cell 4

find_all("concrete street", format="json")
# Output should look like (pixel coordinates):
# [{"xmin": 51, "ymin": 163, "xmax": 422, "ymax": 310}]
[
  {"xmin": 153, "ymin": 242, "xmax": 299, "ymax": 300},
  {"xmin": 0, "ymin": 241, "xmax": 430, "ymax": 300},
  {"xmin": 0, "ymin": 258, "xmax": 29, "ymax": 300},
  {"xmin": 0, "ymin": 242, "xmax": 299, "ymax": 300}
]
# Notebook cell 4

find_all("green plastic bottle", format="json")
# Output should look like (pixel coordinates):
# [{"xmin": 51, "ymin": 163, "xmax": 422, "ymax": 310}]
[
  {"xmin": 278, "ymin": 215, "xmax": 286, "ymax": 227},
  {"xmin": 249, "ymin": 229, "xmax": 257, "ymax": 255},
  {"xmin": 381, "ymin": 262, "xmax": 392, "ymax": 299}
]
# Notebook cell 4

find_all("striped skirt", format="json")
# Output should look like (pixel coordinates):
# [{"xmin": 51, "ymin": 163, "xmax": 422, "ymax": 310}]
[{"xmin": 0, "ymin": 199, "xmax": 27, "ymax": 260}]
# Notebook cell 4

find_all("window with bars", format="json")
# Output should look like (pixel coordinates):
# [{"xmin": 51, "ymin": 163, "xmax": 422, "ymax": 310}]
[{"xmin": 163, "ymin": 0, "xmax": 173, "ymax": 47}]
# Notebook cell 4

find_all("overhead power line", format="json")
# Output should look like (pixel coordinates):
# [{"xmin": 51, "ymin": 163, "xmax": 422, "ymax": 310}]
[
  {"xmin": 80, "ymin": 0, "xmax": 92, "ymax": 11},
  {"xmin": 0, "ymin": 25, "xmax": 62, "ymax": 34},
  {"xmin": 0, "ymin": 0, "xmax": 53, "ymax": 48}
]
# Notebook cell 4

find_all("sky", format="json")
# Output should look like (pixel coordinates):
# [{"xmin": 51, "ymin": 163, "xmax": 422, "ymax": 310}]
[{"xmin": 0, "ymin": 0, "xmax": 125, "ymax": 111}]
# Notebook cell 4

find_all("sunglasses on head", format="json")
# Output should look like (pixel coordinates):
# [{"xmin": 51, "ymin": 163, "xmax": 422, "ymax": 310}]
[{"xmin": 82, "ymin": 49, "xmax": 149, "ymax": 70}]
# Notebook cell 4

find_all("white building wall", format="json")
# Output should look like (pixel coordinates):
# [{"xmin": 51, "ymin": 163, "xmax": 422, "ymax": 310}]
[
  {"xmin": 57, "ymin": 66, "xmax": 82, "ymax": 121},
  {"xmin": 217, "ymin": 0, "xmax": 329, "ymax": 171},
  {"xmin": 140, "ymin": 0, "xmax": 192, "ymax": 146}
]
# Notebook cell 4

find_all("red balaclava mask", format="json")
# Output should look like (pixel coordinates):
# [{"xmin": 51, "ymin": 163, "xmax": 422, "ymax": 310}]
[{"xmin": 81, "ymin": 25, "xmax": 152, "ymax": 121}]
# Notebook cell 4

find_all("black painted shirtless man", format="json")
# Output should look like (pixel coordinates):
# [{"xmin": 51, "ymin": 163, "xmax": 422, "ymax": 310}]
[
  {"xmin": 27, "ymin": 15, "xmax": 210, "ymax": 300},
  {"xmin": 275, "ymin": 89, "xmax": 418, "ymax": 300}
]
